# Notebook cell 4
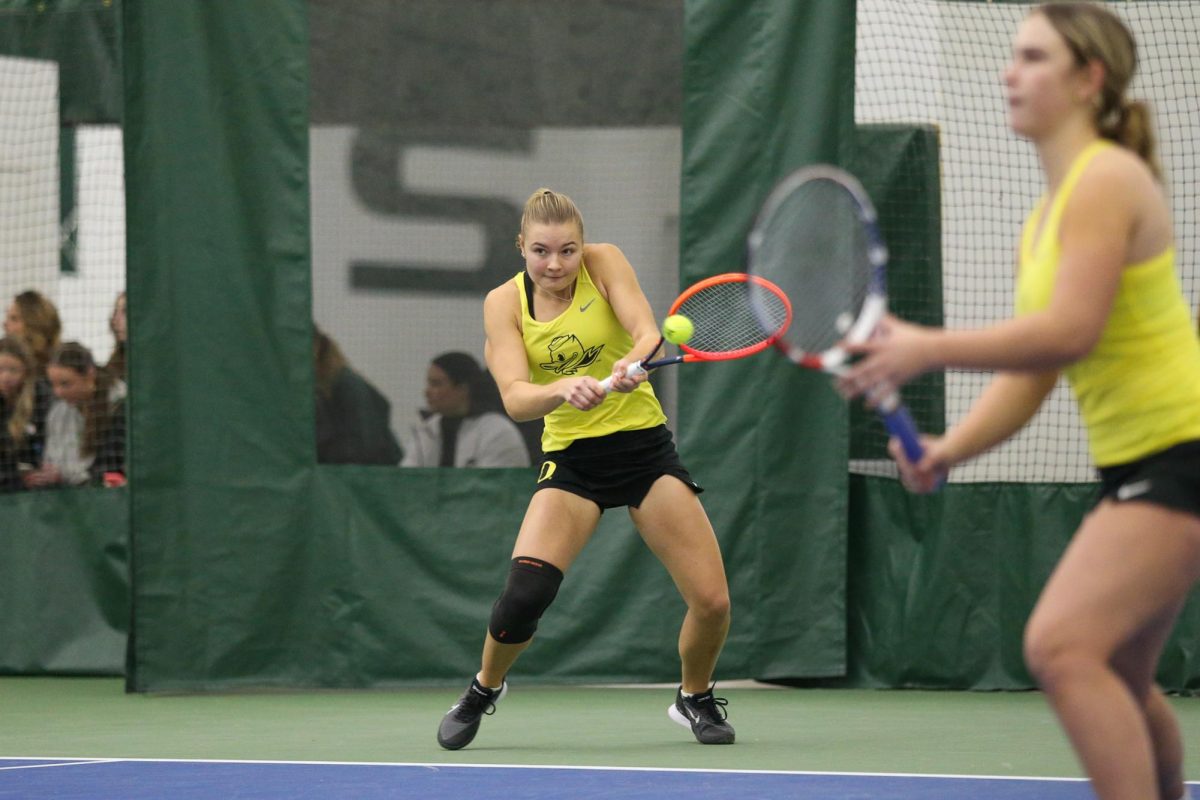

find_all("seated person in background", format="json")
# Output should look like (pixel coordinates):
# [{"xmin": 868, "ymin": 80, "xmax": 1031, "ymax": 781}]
[
  {"xmin": 401, "ymin": 351, "xmax": 530, "ymax": 468},
  {"xmin": 23, "ymin": 342, "xmax": 125, "ymax": 489},
  {"xmin": 0, "ymin": 337, "xmax": 51, "ymax": 493},
  {"xmin": 314, "ymin": 325, "xmax": 403, "ymax": 465},
  {"xmin": 3, "ymin": 290, "xmax": 62, "ymax": 378},
  {"xmin": 103, "ymin": 291, "xmax": 127, "ymax": 383}
]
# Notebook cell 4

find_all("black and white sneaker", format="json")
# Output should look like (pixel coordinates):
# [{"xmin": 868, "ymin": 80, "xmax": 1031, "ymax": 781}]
[
  {"xmin": 668, "ymin": 686, "xmax": 735, "ymax": 744},
  {"xmin": 436, "ymin": 677, "xmax": 508, "ymax": 750}
]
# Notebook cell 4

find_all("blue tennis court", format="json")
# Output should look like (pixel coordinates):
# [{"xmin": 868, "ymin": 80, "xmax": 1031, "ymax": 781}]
[
  {"xmin": 0, "ymin": 758, "xmax": 1122, "ymax": 800},
  {"xmin": 11, "ymin": 680, "xmax": 1198, "ymax": 799}
]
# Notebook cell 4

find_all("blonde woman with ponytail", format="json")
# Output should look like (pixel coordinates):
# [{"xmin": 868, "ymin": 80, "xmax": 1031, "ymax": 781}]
[
  {"xmin": 437, "ymin": 187, "xmax": 735, "ymax": 751},
  {"xmin": 840, "ymin": 4, "xmax": 1200, "ymax": 799}
]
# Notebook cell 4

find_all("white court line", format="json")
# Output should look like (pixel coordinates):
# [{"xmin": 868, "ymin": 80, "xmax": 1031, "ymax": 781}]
[
  {"xmin": 0, "ymin": 759, "xmax": 120, "ymax": 772},
  {"xmin": 0, "ymin": 756, "xmax": 1094, "ymax": 782}
]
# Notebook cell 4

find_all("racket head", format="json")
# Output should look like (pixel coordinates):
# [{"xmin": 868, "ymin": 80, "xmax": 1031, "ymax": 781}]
[
  {"xmin": 746, "ymin": 165, "xmax": 888, "ymax": 370},
  {"xmin": 669, "ymin": 272, "xmax": 791, "ymax": 361}
]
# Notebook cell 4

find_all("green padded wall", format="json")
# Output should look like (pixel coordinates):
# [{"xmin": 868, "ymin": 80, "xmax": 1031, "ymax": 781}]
[
  {"xmin": 0, "ymin": 488, "xmax": 127, "ymax": 674},
  {"xmin": 850, "ymin": 124, "xmax": 946, "ymax": 456},
  {"xmin": 679, "ymin": 0, "xmax": 859, "ymax": 678},
  {"xmin": 123, "ymin": 0, "xmax": 856, "ymax": 691},
  {"xmin": 0, "ymin": 0, "xmax": 126, "ymax": 675},
  {"xmin": 0, "ymin": 0, "xmax": 121, "ymax": 123},
  {"xmin": 122, "ymin": 0, "xmax": 316, "ymax": 690},
  {"xmin": 57, "ymin": 0, "xmax": 1200, "ymax": 692},
  {"xmin": 847, "ymin": 477, "xmax": 1200, "ymax": 690}
]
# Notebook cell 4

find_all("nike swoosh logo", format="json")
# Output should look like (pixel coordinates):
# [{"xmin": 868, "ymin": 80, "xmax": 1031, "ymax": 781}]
[
  {"xmin": 1116, "ymin": 479, "xmax": 1152, "ymax": 501},
  {"xmin": 580, "ymin": 298, "xmax": 596, "ymax": 312}
]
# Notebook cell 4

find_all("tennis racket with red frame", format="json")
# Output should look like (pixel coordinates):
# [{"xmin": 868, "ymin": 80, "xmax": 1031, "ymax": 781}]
[
  {"xmin": 598, "ymin": 272, "xmax": 791, "ymax": 393},
  {"xmin": 745, "ymin": 164, "xmax": 926, "ymax": 464}
]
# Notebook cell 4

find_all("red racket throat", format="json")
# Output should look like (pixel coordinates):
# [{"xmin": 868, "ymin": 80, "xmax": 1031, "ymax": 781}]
[{"xmin": 670, "ymin": 273, "xmax": 791, "ymax": 361}]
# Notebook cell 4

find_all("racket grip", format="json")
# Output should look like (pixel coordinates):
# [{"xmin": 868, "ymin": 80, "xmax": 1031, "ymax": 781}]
[
  {"xmin": 880, "ymin": 403, "xmax": 924, "ymax": 464},
  {"xmin": 597, "ymin": 361, "xmax": 645, "ymax": 394}
]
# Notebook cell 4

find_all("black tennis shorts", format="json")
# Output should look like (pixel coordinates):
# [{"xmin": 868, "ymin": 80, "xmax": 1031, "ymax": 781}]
[
  {"xmin": 534, "ymin": 424, "xmax": 702, "ymax": 510},
  {"xmin": 1098, "ymin": 438, "xmax": 1200, "ymax": 519}
]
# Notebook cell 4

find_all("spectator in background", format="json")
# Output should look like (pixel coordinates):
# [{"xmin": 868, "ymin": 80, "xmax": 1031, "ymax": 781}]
[
  {"xmin": 23, "ymin": 342, "xmax": 125, "ymax": 489},
  {"xmin": 3, "ymin": 290, "xmax": 62, "ymax": 378},
  {"xmin": 401, "ymin": 351, "xmax": 530, "ymax": 468},
  {"xmin": 314, "ymin": 324, "xmax": 403, "ymax": 465},
  {"xmin": 102, "ymin": 291, "xmax": 127, "ymax": 383},
  {"xmin": 0, "ymin": 337, "xmax": 51, "ymax": 493}
]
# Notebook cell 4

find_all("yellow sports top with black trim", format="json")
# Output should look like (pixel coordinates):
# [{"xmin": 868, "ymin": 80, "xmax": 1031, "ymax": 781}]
[
  {"xmin": 517, "ymin": 263, "xmax": 666, "ymax": 452},
  {"xmin": 1016, "ymin": 139, "xmax": 1200, "ymax": 466}
]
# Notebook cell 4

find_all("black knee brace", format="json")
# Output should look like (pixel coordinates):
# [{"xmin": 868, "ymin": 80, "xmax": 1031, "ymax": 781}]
[{"xmin": 488, "ymin": 557, "xmax": 564, "ymax": 644}]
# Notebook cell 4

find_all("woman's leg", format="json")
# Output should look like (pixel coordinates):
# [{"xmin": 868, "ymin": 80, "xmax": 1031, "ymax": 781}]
[
  {"xmin": 1024, "ymin": 501, "xmax": 1200, "ymax": 800},
  {"xmin": 629, "ymin": 476, "xmax": 731, "ymax": 693},
  {"xmin": 1144, "ymin": 686, "xmax": 1187, "ymax": 800},
  {"xmin": 477, "ymin": 488, "xmax": 601, "ymax": 687},
  {"xmin": 1111, "ymin": 614, "xmax": 1188, "ymax": 800},
  {"xmin": 438, "ymin": 488, "xmax": 602, "ymax": 750}
]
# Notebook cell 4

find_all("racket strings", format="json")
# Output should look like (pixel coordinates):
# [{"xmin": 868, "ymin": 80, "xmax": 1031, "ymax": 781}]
[
  {"xmin": 750, "ymin": 177, "xmax": 873, "ymax": 355},
  {"xmin": 789, "ymin": 270, "xmax": 869, "ymax": 353},
  {"xmin": 675, "ymin": 282, "xmax": 787, "ymax": 356}
]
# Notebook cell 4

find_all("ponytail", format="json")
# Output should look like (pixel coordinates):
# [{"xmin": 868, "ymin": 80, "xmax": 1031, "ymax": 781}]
[
  {"xmin": 1099, "ymin": 98, "xmax": 1161, "ymax": 181},
  {"xmin": 1036, "ymin": 4, "xmax": 1161, "ymax": 181}
]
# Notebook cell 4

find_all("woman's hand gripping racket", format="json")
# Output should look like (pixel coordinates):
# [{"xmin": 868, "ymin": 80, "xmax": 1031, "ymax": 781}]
[
  {"xmin": 745, "ymin": 164, "xmax": 927, "ymax": 465},
  {"xmin": 598, "ymin": 272, "xmax": 791, "ymax": 393}
]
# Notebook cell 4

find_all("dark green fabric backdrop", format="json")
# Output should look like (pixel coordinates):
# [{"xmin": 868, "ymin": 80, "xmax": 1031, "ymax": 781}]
[
  {"xmin": 122, "ymin": 0, "xmax": 316, "ymax": 690},
  {"xmin": 0, "ymin": 489, "xmax": 127, "ymax": 674},
  {"xmin": 0, "ymin": 0, "xmax": 121, "ymax": 123},
  {"xmin": 121, "ymin": 0, "xmax": 857, "ymax": 691},
  {"xmin": 846, "ymin": 478, "xmax": 1091, "ymax": 688},
  {"xmin": 679, "ymin": 0, "xmax": 858, "ymax": 679},
  {"xmin": 23, "ymin": 0, "xmax": 1193, "ymax": 692},
  {"xmin": 0, "ymin": 0, "xmax": 126, "ymax": 676}
]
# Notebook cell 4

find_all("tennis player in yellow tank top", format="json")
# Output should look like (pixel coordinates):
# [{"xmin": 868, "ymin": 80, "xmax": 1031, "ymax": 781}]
[
  {"xmin": 840, "ymin": 5, "xmax": 1200, "ymax": 800},
  {"xmin": 436, "ymin": 188, "xmax": 735, "ymax": 751}
]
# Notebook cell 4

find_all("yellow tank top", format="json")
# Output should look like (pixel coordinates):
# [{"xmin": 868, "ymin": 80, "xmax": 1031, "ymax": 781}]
[
  {"xmin": 1016, "ymin": 140, "xmax": 1200, "ymax": 466},
  {"xmin": 517, "ymin": 263, "xmax": 666, "ymax": 452}
]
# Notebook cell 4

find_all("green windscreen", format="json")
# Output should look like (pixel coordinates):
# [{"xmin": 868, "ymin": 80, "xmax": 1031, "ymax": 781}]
[{"xmin": 849, "ymin": 123, "xmax": 945, "ymax": 460}]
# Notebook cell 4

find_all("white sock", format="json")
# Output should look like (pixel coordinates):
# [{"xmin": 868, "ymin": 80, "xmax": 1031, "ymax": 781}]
[{"xmin": 474, "ymin": 673, "xmax": 502, "ymax": 691}]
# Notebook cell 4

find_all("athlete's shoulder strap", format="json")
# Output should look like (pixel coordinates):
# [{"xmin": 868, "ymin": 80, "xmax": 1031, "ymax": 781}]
[{"xmin": 522, "ymin": 271, "xmax": 536, "ymax": 318}]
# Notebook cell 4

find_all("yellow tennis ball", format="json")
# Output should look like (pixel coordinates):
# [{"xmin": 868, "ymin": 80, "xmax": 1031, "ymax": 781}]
[{"xmin": 662, "ymin": 313, "xmax": 694, "ymax": 345}]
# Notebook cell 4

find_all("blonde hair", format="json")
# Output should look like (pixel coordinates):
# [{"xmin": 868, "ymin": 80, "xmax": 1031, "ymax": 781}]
[
  {"xmin": 515, "ymin": 188, "xmax": 585, "ymax": 251},
  {"xmin": 12, "ymin": 290, "xmax": 61, "ymax": 375},
  {"xmin": 1035, "ymin": 2, "xmax": 1160, "ymax": 180},
  {"xmin": 0, "ymin": 336, "xmax": 35, "ymax": 443}
]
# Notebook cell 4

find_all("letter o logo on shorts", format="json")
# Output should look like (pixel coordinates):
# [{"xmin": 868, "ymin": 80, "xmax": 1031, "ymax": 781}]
[{"xmin": 537, "ymin": 461, "xmax": 557, "ymax": 483}]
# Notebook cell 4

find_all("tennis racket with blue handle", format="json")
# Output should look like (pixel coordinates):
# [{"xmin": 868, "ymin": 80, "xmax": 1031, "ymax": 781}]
[{"xmin": 745, "ymin": 164, "xmax": 927, "ymax": 465}]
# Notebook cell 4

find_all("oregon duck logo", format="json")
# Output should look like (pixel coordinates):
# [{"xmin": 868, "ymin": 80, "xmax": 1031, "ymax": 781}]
[{"xmin": 540, "ymin": 334, "xmax": 604, "ymax": 376}]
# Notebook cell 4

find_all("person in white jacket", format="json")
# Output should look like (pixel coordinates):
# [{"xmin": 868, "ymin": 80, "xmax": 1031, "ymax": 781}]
[{"xmin": 401, "ymin": 351, "xmax": 530, "ymax": 468}]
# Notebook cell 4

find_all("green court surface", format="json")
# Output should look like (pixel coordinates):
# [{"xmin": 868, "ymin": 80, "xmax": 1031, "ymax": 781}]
[{"xmin": 7, "ymin": 678, "xmax": 1200, "ymax": 777}]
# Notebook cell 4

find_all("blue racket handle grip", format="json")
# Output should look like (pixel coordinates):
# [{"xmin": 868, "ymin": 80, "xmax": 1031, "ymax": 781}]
[
  {"xmin": 597, "ymin": 361, "xmax": 646, "ymax": 394},
  {"xmin": 880, "ymin": 402, "xmax": 924, "ymax": 464}
]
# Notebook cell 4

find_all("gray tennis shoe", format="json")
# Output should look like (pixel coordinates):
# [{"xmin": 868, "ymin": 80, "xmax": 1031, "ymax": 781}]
[
  {"xmin": 669, "ymin": 686, "xmax": 735, "ymax": 744},
  {"xmin": 437, "ymin": 677, "xmax": 507, "ymax": 750}
]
